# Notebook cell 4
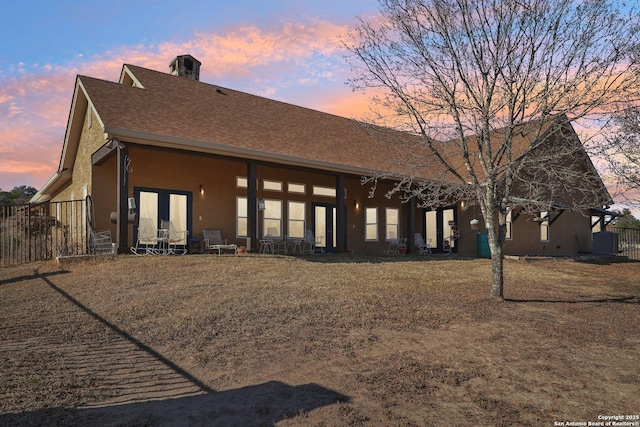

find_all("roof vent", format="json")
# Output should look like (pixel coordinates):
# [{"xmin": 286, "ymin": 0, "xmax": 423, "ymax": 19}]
[{"xmin": 169, "ymin": 54, "xmax": 201, "ymax": 81}]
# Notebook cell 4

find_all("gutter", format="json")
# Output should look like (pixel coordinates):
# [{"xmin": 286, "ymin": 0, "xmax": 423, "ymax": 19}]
[{"xmin": 29, "ymin": 169, "xmax": 72, "ymax": 204}]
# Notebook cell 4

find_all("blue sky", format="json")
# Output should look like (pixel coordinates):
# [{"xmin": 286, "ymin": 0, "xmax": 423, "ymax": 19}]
[
  {"xmin": 0, "ymin": 0, "xmax": 379, "ymax": 191},
  {"xmin": 0, "ymin": 0, "xmax": 636, "ymax": 216}
]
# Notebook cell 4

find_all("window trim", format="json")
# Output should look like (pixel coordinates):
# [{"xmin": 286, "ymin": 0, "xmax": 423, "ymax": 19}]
[
  {"xmin": 505, "ymin": 209, "xmax": 513, "ymax": 240},
  {"xmin": 365, "ymin": 207, "xmax": 378, "ymax": 242},
  {"xmin": 263, "ymin": 198, "xmax": 283, "ymax": 238},
  {"xmin": 539, "ymin": 211, "xmax": 550, "ymax": 242},
  {"xmin": 312, "ymin": 185, "xmax": 337, "ymax": 198},
  {"xmin": 287, "ymin": 182, "xmax": 306, "ymax": 194},
  {"xmin": 385, "ymin": 207, "xmax": 400, "ymax": 241},
  {"xmin": 236, "ymin": 196, "xmax": 248, "ymax": 238},
  {"xmin": 236, "ymin": 176, "xmax": 248, "ymax": 189},
  {"xmin": 263, "ymin": 179, "xmax": 283, "ymax": 192},
  {"xmin": 287, "ymin": 200, "xmax": 306, "ymax": 238}
]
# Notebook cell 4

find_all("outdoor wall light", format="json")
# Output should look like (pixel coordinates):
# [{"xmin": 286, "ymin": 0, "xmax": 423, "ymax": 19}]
[
  {"xmin": 200, "ymin": 185, "xmax": 205, "ymax": 195},
  {"xmin": 354, "ymin": 200, "xmax": 360, "ymax": 210}
]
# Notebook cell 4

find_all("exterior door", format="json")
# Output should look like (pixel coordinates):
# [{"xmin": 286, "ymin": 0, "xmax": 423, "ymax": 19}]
[
  {"xmin": 313, "ymin": 203, "xmax": 336, "ymax": 253},
  {"xmin": 134, "ymin": 187, "xmax": 192, "ymax": 245},
  {"xmin": 424, "ymin": 207, "xmax": 458, "ymax": 253}
]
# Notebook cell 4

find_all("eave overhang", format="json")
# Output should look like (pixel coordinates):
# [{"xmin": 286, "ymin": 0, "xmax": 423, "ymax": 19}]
[{"xmin": 103, "ymin": 126, "xmax": 388, "ymax": 179}]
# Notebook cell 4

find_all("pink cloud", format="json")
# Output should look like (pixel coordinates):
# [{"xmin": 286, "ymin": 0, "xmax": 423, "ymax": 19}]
[{"xmin": 0, "ymin": 19, "xmax": 372, "ymax": 192}]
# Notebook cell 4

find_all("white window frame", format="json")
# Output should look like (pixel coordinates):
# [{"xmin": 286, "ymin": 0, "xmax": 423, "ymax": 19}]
[
  {"xmin": 236, "ymin": 196, "xmax": 248, "ymax": 237},
  {"xmin": 312, "ymin": 185, "xmax": 336, "ymax": 198},
  {"xmin": 385, "ymin": 207, "xmax": 399, "ymax": 241},
  {"xmin": 505, "ymin": 209, "xmax": 513, "ymax": 240},
  {"xmin": 263, "ymin": 179, "xmax": 283, "ymax": 192},
  {"xmin": 287, "ymin": 182, "xmax": 306, "ymax": 194},
  {"xmin": 236, "ymin": 176, "xmax": 248, "ymax": 189},
  {"xmin": 287, "ymin": 201, "xmax": 306, "ymax": 238},
  {"xmin": 263, "ymin": 199, "xmax": 283, "ymax": 237},
  {"xmin": 365, "ymin": 207, "xmax": 378, "ymax": 241},
  {"xmin": 540, "ymin": 211, "xmax": 550, "ymax": 242}
]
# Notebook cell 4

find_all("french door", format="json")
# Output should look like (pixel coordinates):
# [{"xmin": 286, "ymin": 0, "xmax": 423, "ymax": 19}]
[
  {"xmin": 312, "ymin": 203, "xmax": 336, "ymax": 253},
  {"xmin": 424, "ymin": 207, "xmax": 457, "ymax": 253},
  {"xmin": 134, "ymin": 187, "xmax": 192, "ymax": 245}
]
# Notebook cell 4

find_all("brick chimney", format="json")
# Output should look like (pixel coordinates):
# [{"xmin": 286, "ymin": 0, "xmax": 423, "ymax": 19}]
[{"xmin": 169, "ymin": 55, "xmax": 201, "ymax": 81}]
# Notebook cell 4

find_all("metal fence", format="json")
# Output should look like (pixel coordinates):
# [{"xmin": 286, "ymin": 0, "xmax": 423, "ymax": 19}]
[
  {"xmin": 1, "ymin": 199, "xmax": 88, "ymax": 266},
  {"xmin": 609, "ymin": 226, "xmax": 640, "ymax": 261}
]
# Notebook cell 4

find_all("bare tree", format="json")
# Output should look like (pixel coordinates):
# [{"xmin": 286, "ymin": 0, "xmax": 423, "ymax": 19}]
[
  {"xmin": 347, "ymin": 0, "xmax": 640, "ymax": 299},
  {"xmin": 597, "ymin": 106, "xmax": 640, "ymax": 208}
]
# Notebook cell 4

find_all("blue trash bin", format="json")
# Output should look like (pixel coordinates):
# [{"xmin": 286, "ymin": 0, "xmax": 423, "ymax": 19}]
[{"xmin": 476, "ymin": 232, "xmax": 490, "ymax": 258}]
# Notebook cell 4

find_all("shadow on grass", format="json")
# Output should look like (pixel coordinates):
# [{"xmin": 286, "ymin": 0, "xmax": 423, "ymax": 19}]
[
  {"xmin": 0, "ymin": 381, "xmax": 349, "ymax": 426},
  {"xmin": 505, "ymin": 296, "xmax": 639, "ymax": 304},
  {"xmin": 0, "ymin": 269, "xmax": 69, "ymax": 287},
  {"xmin": 296, "ymin": 252, "xmax": 480, "ymax": 264},
  {"xmin": 0, "ymin": 276, "xmax": 349, "ymax": 425}
]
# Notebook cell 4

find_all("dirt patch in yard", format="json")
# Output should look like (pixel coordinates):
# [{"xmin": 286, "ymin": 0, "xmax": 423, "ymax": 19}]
[{"xmin": 1, "ymin": 254, "xmax": 639, "ymax": 426}]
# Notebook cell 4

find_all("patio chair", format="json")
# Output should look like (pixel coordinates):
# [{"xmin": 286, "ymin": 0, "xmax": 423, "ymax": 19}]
[
  {"xmin": 444, "ymin": 225, "xmax": 460, "ymax": 255},
  {"xmin": 131, "ymin": 217, "xmax": 162, "ymax": 255},
  {"xmin": 259, "ymin": 235, "xmax": 275, "ymax": 254},
  {"xmin": 265, "ymin": 227, "xmax": 286, "ymax": 254},
  {"xmin": 385, "ymin": 237, "xmax": 407, "ymax": 255},
  {"xmin": 89, "ymin": 227, "xmax": 114, "ymax": 255},
  {"xmin": 202, "ymin": 229, "xmax": 237, "ymax": 254},
  {"xmin": 160, "ymin": 220, "xmax": 188, "ymax": 255},
  {"xmin": 303, "ymin": 229, "xmax": 324, "ymax": 254},
  {"xmin": 414, "ymin": 233, "xmax": 432, "ymax": 255}
]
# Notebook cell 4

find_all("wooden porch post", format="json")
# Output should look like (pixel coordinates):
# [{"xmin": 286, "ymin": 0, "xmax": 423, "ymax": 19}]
[
  {"xmin": 336, "ymin": 174, "xmax": 347, "ymax": 253},
  {"xmin": 247, "ymin": 162, "xmax": 258, "ymax": 252},
  {"xmin": 406, "ymin": 197, "xmax": 415, "ymax": 254},
  {"xmin": 116, "ymin": 143, "xmax": 129, "ymax": 253}
]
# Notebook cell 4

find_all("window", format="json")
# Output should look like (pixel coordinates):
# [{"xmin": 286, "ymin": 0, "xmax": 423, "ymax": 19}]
[
  {"xmin": 169, "ymin": 194, "xmax": 188, "ymax": 245},
  {"xmin": 313, "ymin": 185, "xmax": 336, "ymax": 198},
  {"xmin": 425, "ymin": 210, "xmax": 437, "ymax": 247},
  {"xmin": 505, "ymin": 209, "xmax": 513, "ymax": 240},
  {"xmin": 365, "ymin": 207, "xmax": 378, "ymax": 241},
  {"xmin": 263, "ymin": 199, "xmax": 282, "ymax": 237},
  {"xmin": 540, "ymin": 211, "xmax": 549, "ymax": 241},
  {"xmin": 236, "ymin": 177, "xmax": 248, "ymax": 189},
  {"xmin": 385, "ymin": 208, "xmax": 399, "ymax": 240},
  {"xmin": 236, "ymin": 197, "xmax": 248, "ymax": 237},
  {"xmin": 591, "ymin": 216, "xmax": 602, "ymax": 233},
  {"xmin": 263, "ymin": 180, "xmax": 282, "ymax": 192},
  {"xmin": 288, "ymin": 183, "xmax": 305, "ymax": 194},
  {"xmin": 288, "ymin": 201, "xmax": 305, "ymax": 238}
]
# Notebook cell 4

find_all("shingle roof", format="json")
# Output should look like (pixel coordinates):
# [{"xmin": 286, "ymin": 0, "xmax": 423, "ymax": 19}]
[
  {"xmin": 80, "ymin": 64, "xmax": 418, "ymax": 177},
  {"xmin": 32, "ymin": 61, "xmax": 609, "ymax": 205}
]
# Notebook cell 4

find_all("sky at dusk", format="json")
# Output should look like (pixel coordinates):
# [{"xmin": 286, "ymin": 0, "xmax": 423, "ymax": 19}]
[
  {"xmin": 0, "ymin": 1, "xmax": 637, "ymax": 215},
  {"xmin": 0, "ymin": 0, "xmax": 380, "ymax": 192}
]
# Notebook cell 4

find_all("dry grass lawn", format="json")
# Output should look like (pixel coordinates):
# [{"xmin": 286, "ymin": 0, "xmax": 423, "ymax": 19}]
[{"xmin": 0, "ymin": 253, "xmax": 639, "ymax": 426}]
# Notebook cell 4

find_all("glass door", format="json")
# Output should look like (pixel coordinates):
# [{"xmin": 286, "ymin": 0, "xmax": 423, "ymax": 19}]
[
  {"xmin": 424, "ymin": 207, "xmax": 457, "ymax": 253},
  {"xmin": 313, "ymin": 203, "xmax": 336, "ymax": 252},
  {"xmin": 134, "ymin": 187, "xmax": 192, "ymax": 246}
]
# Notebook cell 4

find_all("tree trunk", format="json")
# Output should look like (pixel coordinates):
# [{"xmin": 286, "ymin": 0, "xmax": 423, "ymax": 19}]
[
  {"xmin": 483, "ymin": 203, "xmax": 506, "ymax": 301},
  {"xmin": 489, "ymin": 242, "xmax": 504, "ymax": 300}
]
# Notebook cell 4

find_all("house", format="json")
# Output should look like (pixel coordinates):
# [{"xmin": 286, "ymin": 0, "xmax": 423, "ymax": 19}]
[{"xmin": 32, "ymin": 54, "xmax": 616, "ymax": 257}]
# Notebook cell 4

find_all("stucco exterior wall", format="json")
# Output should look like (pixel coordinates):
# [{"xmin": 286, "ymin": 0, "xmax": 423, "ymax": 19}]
[
  {"xmin": 83, "ymin": 141, "xmax": 596, "ymax": 257},
  {"xmin": 454, "ymin": 205, "xmax": 593, "ymax": 257},
  {"xmin": 52, "ymin": 107, "xmax": 104, "ymax": 203},
  {"xmin": 89, "ymin": 144, "xmax": 407, "ymax": 253}
]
